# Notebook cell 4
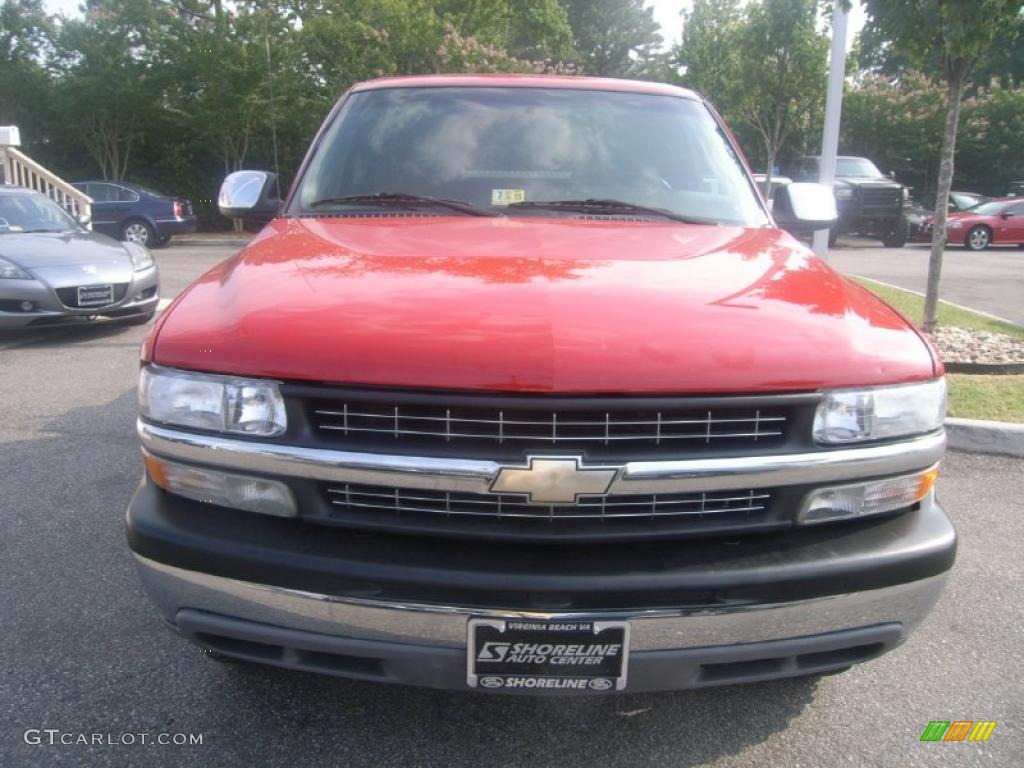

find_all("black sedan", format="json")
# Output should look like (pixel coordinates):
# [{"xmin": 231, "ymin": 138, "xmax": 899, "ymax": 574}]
[{"xmin": 71, "ymin": 181, "xmax": 197, "ymax": 247}]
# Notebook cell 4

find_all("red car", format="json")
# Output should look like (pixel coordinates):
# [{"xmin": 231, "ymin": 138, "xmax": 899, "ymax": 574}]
[
  {"xmin": 918, "ymin": 197, "xmax": 1024, "ymax": 250},
  {"xmin": 127, "ymin": 75, "xmax": 953, "ymax": 694}
]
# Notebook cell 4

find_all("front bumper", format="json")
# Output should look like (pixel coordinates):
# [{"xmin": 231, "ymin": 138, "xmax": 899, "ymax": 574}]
[
  {"xmin": 127, "ymin": 473, "xmax": 956, "ymax": 693},
  {"xmin": 0, "ymin": 265, "xmax": 159, "ymax": 328}
]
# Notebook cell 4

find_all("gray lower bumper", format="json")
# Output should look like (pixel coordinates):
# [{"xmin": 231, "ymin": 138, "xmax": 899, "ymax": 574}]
[
  {"xmin": 135, "ymin": 556, "xmax": 947, "ymax": 693},
  {"xmin": 0, "ymin": 266, "xmax": 159, "ymax": 328}
]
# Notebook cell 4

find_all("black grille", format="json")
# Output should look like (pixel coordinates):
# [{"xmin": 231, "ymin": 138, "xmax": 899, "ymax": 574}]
[
  {"xmin": 859, "ymin": 187, "xmax": 901, "ymax": 215},
  {"xmin": 306, "ymin": 396, "xmax": 793, "ymax": 460},
  {"xmin": 55, "ymin": 283, "xmax": 128, "ymax": 309},
  {"xmin": 317, "ymin": 482, "xmax": 779, "ymax": 542}
]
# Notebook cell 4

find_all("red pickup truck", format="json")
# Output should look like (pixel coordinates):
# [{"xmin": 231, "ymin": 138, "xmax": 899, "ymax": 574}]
[{"xmin": 127, "ymin": 75, "xmax": 954, "ymax": 694}]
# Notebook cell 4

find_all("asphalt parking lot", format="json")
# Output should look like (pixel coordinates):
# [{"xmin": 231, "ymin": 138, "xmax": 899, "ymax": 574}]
[
  {"xmin": 1, "ymin": 241, "xmax": 1022, "ymax": 767},
  {"xmin": 827, "ymin": 238, "xmax": 1024, "ymax": 325}
]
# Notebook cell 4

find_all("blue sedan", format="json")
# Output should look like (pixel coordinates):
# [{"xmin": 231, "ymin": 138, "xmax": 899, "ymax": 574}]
[{"xmin": 71, "ymin": 181, "xmax": 197, "ymax": 247}]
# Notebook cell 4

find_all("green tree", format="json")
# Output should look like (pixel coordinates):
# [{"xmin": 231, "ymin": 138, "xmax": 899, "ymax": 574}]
[
  {"xmin": 0, "ymin": 0, "xmax": 55, "ymax": 155},
  {"xmin": 863, "ymin": 0, "xmax": 1024, "ymax": 332},
  {"xmin": 839, "ymin": 72, "xmax": 946, "ymax": 200},
  {"xmin": 738, "ymin": 0, "xmax": 828, "ymax": 189},
  {"xmin": 294, "ymin": 0, "xmax": 574, "ymax": 96},
  {"xmin": 958, "ymin": 81, "xmax": 1024, "ymax": 194},
  {"xmin": 560, "ymin": 0, "xmax": 661, "ymax": 76},
  {"xmin": 676, "ymin": 0, "xmax": 827, "ymax": 186},
  {"xmin": 675, "ymin": 0, "xmax": 744, "ymax": 108},
  {"xmin": 51, "ymin": 0, "xmax": 175, "ymax": 180},
  {"xmin": 859, "ymin": 8, "xmax": 1024, "ymax": 88}
]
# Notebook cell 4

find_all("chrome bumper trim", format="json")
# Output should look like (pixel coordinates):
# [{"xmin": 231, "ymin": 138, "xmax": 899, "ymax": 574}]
[
  {"xmin": 134, "ymin": 555, "xmax": 947, "ymax": 651},
  {"xmin": 138, "ymin": 420, "xmax": 946, "ymax": 495}
]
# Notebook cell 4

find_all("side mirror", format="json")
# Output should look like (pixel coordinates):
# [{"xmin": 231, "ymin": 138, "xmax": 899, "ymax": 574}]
[
  {"xmin": 772, "ymin": 182, "xmax": 838, "ymax": 234},
  {"xmin": 887, "ymin": 170, "xmax": 896, "ymax": 179},
  {"xmin": 77, "ymin": 213, "xmax": 91, "ymax": 228},
  {"xmin": 218, "ymin": 170, "xmax": 281, "ymax": 223}
]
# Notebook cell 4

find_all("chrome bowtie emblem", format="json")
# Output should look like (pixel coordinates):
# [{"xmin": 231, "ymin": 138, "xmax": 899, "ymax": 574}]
[{"xmin": 490, "ymin": 456, "xmax": 618, "ymax": 504}]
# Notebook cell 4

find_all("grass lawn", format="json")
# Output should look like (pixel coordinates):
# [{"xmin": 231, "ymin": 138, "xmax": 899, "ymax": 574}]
[
  {"xmin": 947, "ymin": 375, "xmax": 1024, "ymax": 422},
  {"xmin": 852, "ymin": 277, "xmax": 1024, "ymax": 422},
  {"xmin": 851, "ymin": 277, "xmax": 1024, "ymax": 340}
]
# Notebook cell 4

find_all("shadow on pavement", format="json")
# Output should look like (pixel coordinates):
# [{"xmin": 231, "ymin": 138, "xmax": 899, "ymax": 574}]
[
  {"xmin": 0, "ymin": 317, "xmax": 152, "ymax": 350},
  {"xmin": 211, "ymin": 663, "xmax": 819, "ymax": 767}
]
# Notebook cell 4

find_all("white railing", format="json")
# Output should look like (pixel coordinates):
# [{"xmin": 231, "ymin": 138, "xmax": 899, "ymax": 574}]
[{"xmin": 0, "ymin": 145, "xmax": 92, "ymax": 226}]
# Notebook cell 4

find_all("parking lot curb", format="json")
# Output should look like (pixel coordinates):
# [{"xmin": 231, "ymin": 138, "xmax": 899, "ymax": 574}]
[
  {"xmin": 946, "ymin": 417, "xmax": 1024, "ymax": 457},
  {"xmin": 170, "ymin": 238, "xmax": 252, "ymax": 248}
]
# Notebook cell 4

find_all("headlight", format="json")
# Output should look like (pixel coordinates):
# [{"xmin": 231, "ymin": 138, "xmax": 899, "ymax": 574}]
[
  {"xmin": 127, "ymin": 245, "xmax": 154, "ymax": 271},
  {"xmin": 813, "ymin": 379, "xmax": 946, "ymax": 444},
  {"xmin": 834, "ymin": 187, "xmax": 853, "ymax": 200},
  {"xmin": 139, "ymin": 365, "xmax": 287, "ymax": 436},
  {"xmin": 0, "ymin": 257, "xmax": 32, "ymax": 279}
]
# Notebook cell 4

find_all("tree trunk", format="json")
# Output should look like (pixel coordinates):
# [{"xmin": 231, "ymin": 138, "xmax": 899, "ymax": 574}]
[{"xmin": 923, "ymin": 70, "xmax": 965, "ymax": 333}]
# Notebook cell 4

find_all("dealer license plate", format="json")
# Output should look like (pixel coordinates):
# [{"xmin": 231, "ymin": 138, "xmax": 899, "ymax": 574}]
[
  {"xmin": 467, "ymin": 618, "xmax": 630, "ymax": 692},
  {"xmin": 77, "ymin": 284, "xmax": 114, "ymax": 307}
]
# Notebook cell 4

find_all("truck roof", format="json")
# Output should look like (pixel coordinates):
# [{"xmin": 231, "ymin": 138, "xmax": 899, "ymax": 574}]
[{"xmin": 350, "ymin": 74, "xmax": 700, "ymax": 101}]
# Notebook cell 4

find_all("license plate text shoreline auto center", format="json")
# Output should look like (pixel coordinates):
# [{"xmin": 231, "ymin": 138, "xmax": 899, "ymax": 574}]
[{"xmin": 500, "ymin": 643, "xmax": 621, "ymax": 665}]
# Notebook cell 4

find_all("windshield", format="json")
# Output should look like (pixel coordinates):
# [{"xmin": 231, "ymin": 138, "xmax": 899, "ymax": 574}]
[
  {"xmin": 292, "ymin": 87, "xmax": 768, "ymax": 227},
  {"xmin": 134, "ymin": 185, "xmax": 166, "ymax": 199},
  {"xmin": 0, "ymin": 192, "xmax": 80, "ymax": 233},
  {"xmin": 951, "ymin": 192, "xmax": 985, "ymax": 210},
  {"xmin": 835, "ymin": 158, "xmax": 883, "ymax": 178},
  {"xmin": 968, "ymin": 201, "xmax": 1010, "ymax": 216}
]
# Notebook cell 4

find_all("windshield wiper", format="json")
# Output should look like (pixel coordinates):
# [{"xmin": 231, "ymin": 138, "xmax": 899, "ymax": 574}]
[
  {"xmin": 309, "ymin": 193, "xmax": 499, "ymax": 217},
  {"xmin": 507, "ymin": 198, "xmax": 718, "ymax": 225}
]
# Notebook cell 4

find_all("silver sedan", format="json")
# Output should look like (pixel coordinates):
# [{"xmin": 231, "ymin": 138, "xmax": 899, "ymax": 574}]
[{"xmin": 0, "ymin": 187, "xmax": 159, "ymax": 328}]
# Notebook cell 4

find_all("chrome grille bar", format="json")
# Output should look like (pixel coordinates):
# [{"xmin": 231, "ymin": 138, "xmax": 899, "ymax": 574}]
[
  {"xmin": 325, "ymin": 484, "xmax": 771, "ymax": 521},
  {"xmin": 315, "ymin": 425, "xmax": 782, "ymax": 441},
  {"xmin": 312, "ymin": 405, "xmax": 787, "ymax": 445},
  {"xmin": 325, "ymin": 487, "xmax": 770, "ymax": 508},
  {"xmin": 138, "ymin": 421, "xmax": 947, "ymax": 497},
  {"xmin": 312, "ymin": 410, "xmax": 787, "ymax": 427}
]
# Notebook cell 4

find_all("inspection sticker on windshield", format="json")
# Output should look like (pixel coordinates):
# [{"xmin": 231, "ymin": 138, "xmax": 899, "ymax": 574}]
[
  {"xmin": 491, "ymin": 188, "xmax": 526, "ymax": 206},
  {"xmin": 467, "ymin": 618, "xmax": 630, "ymax": 691}
]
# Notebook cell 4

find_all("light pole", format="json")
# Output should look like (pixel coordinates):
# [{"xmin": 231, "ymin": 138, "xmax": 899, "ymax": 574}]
[{"xmin": 812, "ymin": 1, "xmax": 851, "ymax": 258}]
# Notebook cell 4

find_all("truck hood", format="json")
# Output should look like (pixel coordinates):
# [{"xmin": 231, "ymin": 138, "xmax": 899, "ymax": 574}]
[
  {"xmin": 150, "ymin": 216, "xmax": 936, "ymax": 393},
  {"xmin": 834, "ymin": 178, "xmax": 901, "ymax": 190}
]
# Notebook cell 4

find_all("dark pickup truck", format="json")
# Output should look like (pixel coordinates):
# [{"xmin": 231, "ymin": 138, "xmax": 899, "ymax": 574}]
[{"xmin": 788, "ymin": 156, "xmax": 909, "ymax": 247}]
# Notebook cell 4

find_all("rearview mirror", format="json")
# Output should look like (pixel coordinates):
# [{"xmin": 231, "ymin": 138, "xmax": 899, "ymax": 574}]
[
  {"xmin": 219, "ymin": 170, "xmax": 281, "ymax": 223},
  {"xmin": 772, "ymin": 182, "xmax": 838, "ymax": 234}
]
